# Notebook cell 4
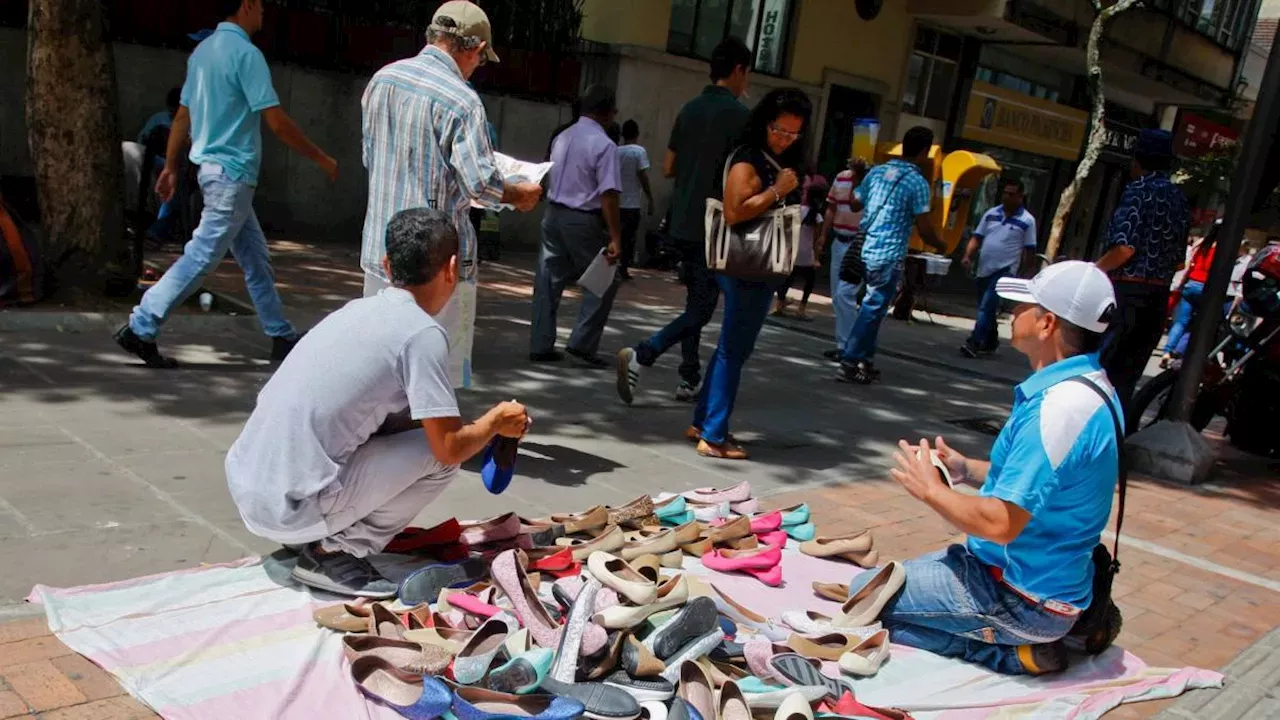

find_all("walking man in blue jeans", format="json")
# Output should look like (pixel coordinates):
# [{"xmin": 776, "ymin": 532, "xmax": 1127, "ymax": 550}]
[
  {"xmin": 835, "ymin": 127, "xmax": 945, "ymax": 385},
  {"xmin": 850, "ymin": 261, "xmax": 1121, "ymax": 675},
  {"xmin": 960, "ymin": 178, "xmax": 1037, "ymax": 358},
  {"xmin": 115, "ymin": 0, "xmax": 337, "ymax": 368}
]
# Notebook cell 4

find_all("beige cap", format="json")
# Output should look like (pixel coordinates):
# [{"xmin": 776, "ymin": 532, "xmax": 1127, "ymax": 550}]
[{"xmin": 430, "ymin": 1, "xmax": 500, "ymax": 64}]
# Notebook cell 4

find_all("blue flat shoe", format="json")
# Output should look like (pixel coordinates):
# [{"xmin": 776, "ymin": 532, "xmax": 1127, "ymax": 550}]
[
  {"xmin": 786, "ymin": 522, "xmax": 817, "ymax": 542},
  {"xmin": 778, "ymin": 503, "xmax": 811, "ymax": 527},
  {"xmin": 352, "ymin": 657, "xmax": 451, "ymax": 719},
  {"xmin": 450, "ymin": 681, "xmax": 584, "ymax": 720}
]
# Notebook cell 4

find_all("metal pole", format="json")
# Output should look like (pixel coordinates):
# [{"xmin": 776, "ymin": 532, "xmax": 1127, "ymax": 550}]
[{"xmin": 1169, "ymin": 25, "xmax": 1280, "ymax": 422}]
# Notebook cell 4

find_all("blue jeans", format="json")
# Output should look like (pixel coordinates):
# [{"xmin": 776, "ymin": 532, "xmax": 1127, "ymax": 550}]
[
  {"xmin": 968, "ymin": 268, "xmax": 1010, "ymax": 351},
  {"xmin": 691, "ymin": 275, "xmax": 774, "ymax": 444},
  {"xmin": 1165, "ymin": 280, "xmax": 1204, "ymax": 354},
  {"xmin": 129, "ymin": 166, "xmax": 295, "ymax": 342},
  {"xmin": 635, "ymin": 244, "xmax": 720, "ymax": 386},
  {"xmin": 848, "ymin": 545, "xmax": 1079, "ymax": 675},
  {"xmin": 828, "ymin": 233, "xmax": 860, "ymax": 349},
  {"xmin": 840, "ymin": 263, "xmax": 901, "ymax": 364}
]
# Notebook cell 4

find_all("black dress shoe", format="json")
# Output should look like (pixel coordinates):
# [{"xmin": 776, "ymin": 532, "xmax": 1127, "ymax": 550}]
[
  {"xmin": 114, "ymin": 325, "xmax": 178, "ymax": 369},
  {"xmin": 271, "ymin": 334, "xmax": 303, "ymax": 363},
  {"xmin": 566, "ymin": 347, "xmax": 608, "ymax": 369},
  {"xmin": 530, "ymin": 350, "xmax": 565, "ymax": 363}
]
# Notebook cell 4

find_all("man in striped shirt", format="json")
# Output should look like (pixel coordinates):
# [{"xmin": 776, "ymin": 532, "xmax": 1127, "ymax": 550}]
[{"xmin": 360, "ymin": 1, "xmax": 542, "ymax": 388}]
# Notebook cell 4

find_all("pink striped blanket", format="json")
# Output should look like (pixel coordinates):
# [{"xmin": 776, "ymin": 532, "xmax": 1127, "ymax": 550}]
[{"xmin": 27, "ymin": 551, "xmax": 1220, "ymax": 719}]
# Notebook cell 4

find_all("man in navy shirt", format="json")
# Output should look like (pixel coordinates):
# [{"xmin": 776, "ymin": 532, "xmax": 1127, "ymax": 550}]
[
  {"xmin": 847, "ymin": 261, "xmax": 1121, "ymax": 675},
  {"xmin": 1096, "ymin": 129, "xmax": 1190, "ymax": 411}
]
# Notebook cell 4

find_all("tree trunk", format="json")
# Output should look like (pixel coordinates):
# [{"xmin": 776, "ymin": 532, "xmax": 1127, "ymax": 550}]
[
  {"xmin": 1044, "ymin": 0, "xmax": 1142, "ymax": 261},
  {"xmin": 26, "ymin": 0, "xmax": 128, "ymax": 292}
]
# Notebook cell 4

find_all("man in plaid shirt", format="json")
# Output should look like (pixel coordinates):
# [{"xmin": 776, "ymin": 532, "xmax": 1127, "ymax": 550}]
[{"xmin": 837, "ymin": 126, "xmax": 945, "ymax": 385}]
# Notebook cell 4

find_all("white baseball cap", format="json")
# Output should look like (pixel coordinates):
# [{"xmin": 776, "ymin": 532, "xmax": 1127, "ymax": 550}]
[{"xmin": 995, "ymin": 261, "xmax": 1117, "ymax": 333}]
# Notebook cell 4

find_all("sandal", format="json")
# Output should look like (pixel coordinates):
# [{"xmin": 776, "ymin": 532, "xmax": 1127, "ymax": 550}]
[{"xmin": 696, "ymin": 439, "xmax": 749, "ymax": 460}]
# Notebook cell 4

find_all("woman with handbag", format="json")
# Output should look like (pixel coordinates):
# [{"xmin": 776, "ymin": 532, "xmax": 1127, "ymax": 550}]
[{"xmin": 690, "ymin": 88, "xmax": 811, "ymax": 460}]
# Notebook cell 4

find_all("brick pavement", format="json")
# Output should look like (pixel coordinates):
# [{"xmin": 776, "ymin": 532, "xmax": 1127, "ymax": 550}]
[
  {"xmin": 5, "ymin": 438, "xmax": 1276, "ymax": 718},
  {"xmin": 5, "ymin": 241, "xmax": 1276, "ymax": 718}
]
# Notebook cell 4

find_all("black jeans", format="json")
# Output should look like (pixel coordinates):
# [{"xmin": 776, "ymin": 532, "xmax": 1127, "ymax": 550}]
[
  {"xmin": 619, "ymin": 208, "xmax": 642, "ymax": 273},
  {"xmin": 777, "ymin": 265, "xmax": 816, "ymax": 305},
  {"xmin": 635, "ymin": 242, "xmax": 720, "ymax": 386},
  {"xmin": 1102, "ymin": 280, "xmax": 1170, "ymax": 414}
]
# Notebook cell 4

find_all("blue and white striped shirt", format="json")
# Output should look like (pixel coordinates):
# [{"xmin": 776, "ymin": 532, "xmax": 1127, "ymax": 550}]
[{"xmin": 360, "ymin": 46, "xmax": 505, "ymax": 281}]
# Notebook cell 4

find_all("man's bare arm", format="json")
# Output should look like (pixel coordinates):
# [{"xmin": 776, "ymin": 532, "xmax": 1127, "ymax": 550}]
[
  {"xmin": 1096, "ymin": 245, "xmax": 1135, "ymax": 273},
  {"xmin": 263, "ymin": 107, "xmax": 337, "ymax": 181},
  {"xmin": 600, "ymin": 191, "xmax": 623, "ymax": 262},
  {"xmin": 915, "ymin": 215, "xmax": 947, "ymax": 252},
  {"xmin": 422, "ymin": 402, "xmax": 527, "ymax": 466},
  {"xmin": 663, "ymin": 150, "xmax": 677, "ymax": 178}
]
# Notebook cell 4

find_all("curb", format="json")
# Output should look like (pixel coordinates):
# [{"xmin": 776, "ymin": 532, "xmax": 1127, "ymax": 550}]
[{"xmin": 763, "ymin": 317, "xmax": 1020, "ymax": 387}]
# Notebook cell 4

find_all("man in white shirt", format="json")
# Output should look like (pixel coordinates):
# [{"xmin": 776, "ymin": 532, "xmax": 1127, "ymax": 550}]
[
  {"xmin": 617, "ymin": 119, "xmax": 654, "ymax": 280},
  {"xmin": 961, "ymin": 179, "xmax": 1038, "ymax": 358},
  {"xmin": 226, "ymin": 208, "xmax": 529, "ymax": 598}
]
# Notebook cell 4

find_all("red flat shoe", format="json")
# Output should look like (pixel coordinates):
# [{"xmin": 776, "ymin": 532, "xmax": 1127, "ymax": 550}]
[{"xmin": 384, "ymin": 518, "xmax": 463, "ymax": 553}]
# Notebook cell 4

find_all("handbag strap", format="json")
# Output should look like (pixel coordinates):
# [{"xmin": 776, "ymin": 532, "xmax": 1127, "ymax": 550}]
[
  {"xmin": 1066, "ymin": 375, "xmax": 1126, "ymax": 572},
  {"xmin": 721, "ymin": 146, "xmax": 792, "ymax": 208}
]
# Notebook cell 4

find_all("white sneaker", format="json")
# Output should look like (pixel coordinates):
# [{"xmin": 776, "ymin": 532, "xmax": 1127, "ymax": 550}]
[
  {"xmin": 617, "ymin": 348, "xmax": 641, "ymax": 405},
  {"xmin": 674, "ymin": 380, "xmax": 700, "ymax": 402}
]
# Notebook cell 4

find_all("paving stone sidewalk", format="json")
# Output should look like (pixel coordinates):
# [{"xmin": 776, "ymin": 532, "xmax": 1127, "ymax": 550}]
[{"xmin": 2, "ymin": 240, "xmax": 1277, "ymax": 718}]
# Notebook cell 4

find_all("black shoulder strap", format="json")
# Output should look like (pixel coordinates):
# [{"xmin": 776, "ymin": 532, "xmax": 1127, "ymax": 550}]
[{"xmin": 1066, "ymin": 375, "xmax": 1126, "ymax": 571}]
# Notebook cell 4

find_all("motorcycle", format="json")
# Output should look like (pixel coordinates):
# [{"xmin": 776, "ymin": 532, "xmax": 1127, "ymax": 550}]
[{"xmin": 1128, "ymin": 245, "xmax": 1280, "ymax": 457}]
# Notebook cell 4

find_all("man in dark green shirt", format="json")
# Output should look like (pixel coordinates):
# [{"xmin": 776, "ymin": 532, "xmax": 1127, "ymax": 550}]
[{"xmin": 615, "ymin": 38, "xmax": 752, "ymax": 406}]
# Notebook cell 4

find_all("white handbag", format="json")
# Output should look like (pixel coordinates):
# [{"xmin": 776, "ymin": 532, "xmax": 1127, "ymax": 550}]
[{"xmin": 704, "ymin": 148, "xmax": 801, "ymax": 281}]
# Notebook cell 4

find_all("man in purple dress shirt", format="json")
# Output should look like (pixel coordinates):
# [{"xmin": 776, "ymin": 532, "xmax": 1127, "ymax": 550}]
[{"xmin": 529, "ymin": 84, "xmax": 623, "ymax": 367}]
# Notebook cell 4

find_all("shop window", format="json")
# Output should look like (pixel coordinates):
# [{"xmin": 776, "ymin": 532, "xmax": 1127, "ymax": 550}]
[
  {"xmin": 667, "ymin": 0, "xmax": 794, "ymax": 76},
  {"xmin": 901, "ymin": 26, "xmax": 962, "ymax": 120},
  {"xmin": 1153, "ymin": 0, "xmax": 1254, "ymax": 49},
  {"xmin": 974, "ymin": 66, "xmax": 1061, "ymax": 104}
]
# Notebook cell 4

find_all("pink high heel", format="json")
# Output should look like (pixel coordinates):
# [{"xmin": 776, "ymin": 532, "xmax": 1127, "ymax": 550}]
[{"xmin": 491, "ymin": 550, "xmax": 562, "ymax": 649}]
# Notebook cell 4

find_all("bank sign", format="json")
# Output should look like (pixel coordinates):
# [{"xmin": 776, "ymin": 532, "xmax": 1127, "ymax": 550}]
[{"xmin": 961, "ymin": 81, "xmax": 1088, "ymax": 161}]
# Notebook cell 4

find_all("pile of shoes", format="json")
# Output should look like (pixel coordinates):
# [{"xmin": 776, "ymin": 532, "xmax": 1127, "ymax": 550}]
[{"xmin": 309, "ymin": 483, "xmax": 907, "ymax": 718}]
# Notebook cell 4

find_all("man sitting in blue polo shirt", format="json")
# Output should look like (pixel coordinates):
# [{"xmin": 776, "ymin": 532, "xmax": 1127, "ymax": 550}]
[
  {"xmin": 115, "ymin": 0, "xmax": 338, "ymax": 369},
  {"xmin": 848, "ymin": 261, "xmax": 1121, "ymax": 675}
]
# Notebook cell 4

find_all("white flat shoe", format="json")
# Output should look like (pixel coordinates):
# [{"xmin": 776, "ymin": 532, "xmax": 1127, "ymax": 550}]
[
  {"xmin": 782, "ymin": 610, "xmax": 883, "ymax": 639},
  {"xmin": 836, "ymin": 562, "xmax": 905, "ymax": 627},
  {"xmin": 710, "ymin": 582, "xmax": 790, "ymax": 641},
  {"xmin": 594, "ymin": 574, "xmax": 689, "ymax": 629},
  {"xmin": 837, "ymin": 628, "xmax": 890, "ymax": 676},
  {"xmin": 588, "ymin": 551, "xmax": 658, "ymax": 605},
  {"xmin": 775, "ymin": 692, "xmax": 816, "ymax": 720}
]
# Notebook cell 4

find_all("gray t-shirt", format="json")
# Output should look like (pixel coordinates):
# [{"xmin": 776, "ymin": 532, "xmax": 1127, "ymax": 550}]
[{"xmin": 226, "ymin": 288, "xmax": 459, "ymax": 543}]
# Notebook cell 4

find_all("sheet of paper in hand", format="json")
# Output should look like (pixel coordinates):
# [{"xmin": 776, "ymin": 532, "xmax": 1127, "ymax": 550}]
[{"xmin": 472, "ymin": 152, "xmax": 555, "ymax": 210}]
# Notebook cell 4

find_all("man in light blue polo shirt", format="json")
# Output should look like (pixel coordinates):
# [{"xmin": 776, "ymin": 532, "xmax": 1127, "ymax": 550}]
[
  {"xmin": 116, "ymin": 0, "xmax": 337, "ymax": 369},
  {"xmin": 847, "ymin": 261, "xmax": 1121, "ymax": 676},
  {"xmin": 961, "ymin": 178, "xmax": 1038, "ymax": 358}
]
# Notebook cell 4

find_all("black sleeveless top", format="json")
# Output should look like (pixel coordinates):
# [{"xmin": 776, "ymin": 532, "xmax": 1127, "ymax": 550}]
[{"xmin": 724, "ymin": 145, "xmax": 802, "ymax": 207}]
